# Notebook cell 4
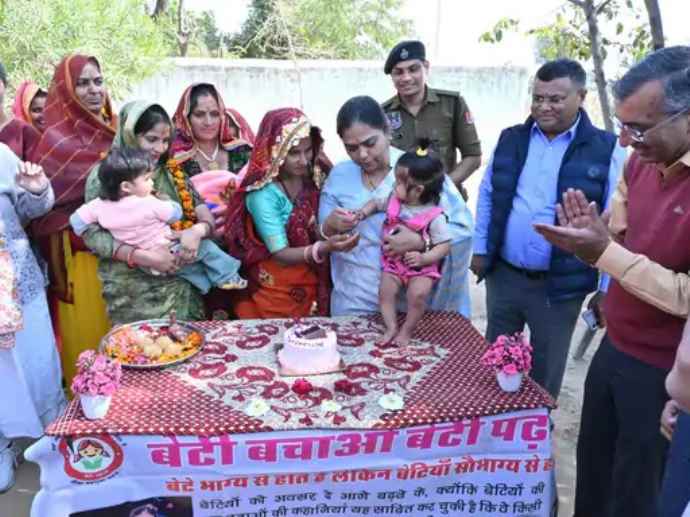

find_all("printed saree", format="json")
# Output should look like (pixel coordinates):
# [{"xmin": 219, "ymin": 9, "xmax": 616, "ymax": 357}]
[
  {"xmin": 0, "ymin": 118, "xmax": 41, "ymax": 161},
  {"xmin": 82, "ymin": 100, "xmax": 205, "ymax": 325},
  {"xmin": 225, "ymin": 108, "xmax": 331, "ymax": 318},
  {"xmin": 28, "ymin": 55, "xmax": 115, "ymax": 384},
  {"xmin": 32, "ymin": 54, "xmax": 117, "ymax": 238}
]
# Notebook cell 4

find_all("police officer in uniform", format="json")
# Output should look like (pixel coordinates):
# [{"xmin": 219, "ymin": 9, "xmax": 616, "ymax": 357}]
[{"xmin": 382, "ymin": 40, "xmax": 482, "ymax": 199}]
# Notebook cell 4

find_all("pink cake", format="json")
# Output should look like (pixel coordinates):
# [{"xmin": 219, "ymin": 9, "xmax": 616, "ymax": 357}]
[{"xmin": 278, "ymin": 324, "xmax": 341, "ymax": 375}]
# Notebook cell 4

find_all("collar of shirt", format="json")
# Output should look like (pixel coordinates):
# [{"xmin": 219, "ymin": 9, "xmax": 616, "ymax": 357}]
[
  {"xmin": 657, "ymin": 149, "xmax": 690, "ymax": 180},
  {"xmin": 530, "ymin": 113, "xmax": 581, "ymax": 143},
  {"xmin": 389, "ymin": 86, "xmax": 438, "ymax": 110}
]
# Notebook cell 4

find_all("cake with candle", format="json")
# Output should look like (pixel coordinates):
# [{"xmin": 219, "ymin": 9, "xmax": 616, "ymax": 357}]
[{"xmin": 278, "ymin": 323, "xmax": 341, "ymax": 375}]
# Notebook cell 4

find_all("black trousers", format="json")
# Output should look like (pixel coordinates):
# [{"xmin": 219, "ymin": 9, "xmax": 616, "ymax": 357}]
[{"xmin": 575, "ymin": 336, "xmax": 669, "ymax": 517}]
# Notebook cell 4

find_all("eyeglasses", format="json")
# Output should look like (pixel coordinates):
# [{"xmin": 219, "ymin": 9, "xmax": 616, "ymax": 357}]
[{"xmin": 615, "ymin": 108, "xmax": 690, "ymax": 143}]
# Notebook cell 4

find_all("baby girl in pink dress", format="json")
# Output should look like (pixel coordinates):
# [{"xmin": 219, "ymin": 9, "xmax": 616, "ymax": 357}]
[
  {"xmin": 355, "ymin": 142, "xmax": 450, "ymax": 346},
  {"xmin": 70, "ymin": 147, "xmax": 245, "ymax": 294}
]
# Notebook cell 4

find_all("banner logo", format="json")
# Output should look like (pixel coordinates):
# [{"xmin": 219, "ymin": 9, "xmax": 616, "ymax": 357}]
[{"xmin": 58, "ymin": 435, "xmax": 124, "ymax": 482}]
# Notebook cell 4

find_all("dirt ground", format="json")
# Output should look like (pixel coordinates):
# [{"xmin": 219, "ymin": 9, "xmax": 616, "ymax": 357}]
[{"xmin": 469, "ymin": 277, "xmax": 596, "ymax": 517}]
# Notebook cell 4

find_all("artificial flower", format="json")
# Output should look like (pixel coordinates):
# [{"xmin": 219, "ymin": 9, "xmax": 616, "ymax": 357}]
[
  {"xmin": 291, "ymin": 378, "xmax": 313, "ymax": 396},
  {"xmin": 502, "ymin": 363, "xmax": 518, "ymax": 375},
  {"xmin": 244, "ymin": 398, "xmax": 270, "ymax": 417},
  {"xmin": 71, "ymin": 350, "xmax": 122, "ymax": 397},
  {"xmin": 480, "ymin": 332, "xmax": 533, "ymax": 375},
  {"xmin": 378, "ymin": 393, "xmax": 404, "ymax": 411},
  {"xmin": 321, "ymin": 400, "xmax": 342, "ymax": 413}
]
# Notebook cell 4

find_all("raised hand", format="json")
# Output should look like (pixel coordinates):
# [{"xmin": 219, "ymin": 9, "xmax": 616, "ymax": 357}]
[
  {"xmin": 534, "ymin": 192, "xmax": 612, "ymax": 264},
  {"xmin": 16, "ymin": 162, "xmax": 49, "ymax": 194},
  {"xmin": 324, "ymin": 207, "xmax": 358, "ymax": 234}
]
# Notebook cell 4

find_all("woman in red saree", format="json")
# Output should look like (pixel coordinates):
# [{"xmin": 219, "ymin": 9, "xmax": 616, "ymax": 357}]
[
  {"xmin": 12, "ymin": 80, "xmax": 47, "ymax": 132},
  {"xmin": 171, "ymin": 83, "xmax": 254, "ymax": 175},
  {"xmin": 171, "ymin": 83, "xmax": 254, "ymax": 319},
  {"xmin": 171, "ymin": 83, "xmax": 254, "ymax": 230},
  {"xmin": 0, "ymin": 64, "xmax": 42, "ymax": 159},
  {"xmin": 225, "ymin": 108, "xmax": 358, "ymax": 319},
  {"xmin": 31, "ymin": 54, "xmax": 116, "ymax": 387}
]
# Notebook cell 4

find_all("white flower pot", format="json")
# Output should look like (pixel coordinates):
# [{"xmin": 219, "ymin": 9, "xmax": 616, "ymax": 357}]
[
  {"xmin": 496, "ymin": 371, "xmax": 523, "ymax": 393},
  {"xmin": 80, "ymin": 394, "xmax": 112, "ymax": 420}
]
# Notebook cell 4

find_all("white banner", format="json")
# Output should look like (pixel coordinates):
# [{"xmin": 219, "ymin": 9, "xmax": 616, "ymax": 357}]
[{"xmin": 27, "ymin": 408, "xmax": 555, "ymax": 517}]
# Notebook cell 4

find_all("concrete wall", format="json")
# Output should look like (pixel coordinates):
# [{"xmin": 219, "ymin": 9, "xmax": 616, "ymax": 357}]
[{"xmin": 125, "ymin": 58, "xmax": 533, "ymax": 166}]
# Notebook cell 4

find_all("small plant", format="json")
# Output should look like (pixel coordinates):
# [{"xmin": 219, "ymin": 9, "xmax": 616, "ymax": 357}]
[
  {"xmin": 71, "ymin": 350, "xmax": 122, "ymax": 397},
  {"xmin": 480, "ymin": 333, "xmax": 533, "ymax": 376}
]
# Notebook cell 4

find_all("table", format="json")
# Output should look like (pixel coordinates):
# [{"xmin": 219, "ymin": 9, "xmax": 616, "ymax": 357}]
[{"xmin": 27, "ymin": 312, "xmax": 556, "ymax": 517}]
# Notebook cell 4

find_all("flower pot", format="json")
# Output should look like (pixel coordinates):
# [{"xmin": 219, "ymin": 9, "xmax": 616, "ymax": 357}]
[
  {"xmin": 496, "ymin": 371, "xmax": 523, "ymax": 393},
  {"xmin": 80, "ymin": 394, "xmax": 112, "ymax": 420}
]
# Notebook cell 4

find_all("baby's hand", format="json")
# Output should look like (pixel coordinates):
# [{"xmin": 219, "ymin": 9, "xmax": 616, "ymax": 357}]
[
  {"xmin": 352, "ymin": 209, "xmax": 366, "ymax": 223},
  {"xmin": 342, "ymin": 209, "xmax": 363, "ymax": 223},
  {"xmin": 403, "ymin": 251, "xmax": 425, "ymax": 268}
]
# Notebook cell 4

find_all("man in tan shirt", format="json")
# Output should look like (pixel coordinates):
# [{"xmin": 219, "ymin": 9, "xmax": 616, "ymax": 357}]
[{"xmin": 535, "ymin": 47, "xmax": 690, "ymax": 516}]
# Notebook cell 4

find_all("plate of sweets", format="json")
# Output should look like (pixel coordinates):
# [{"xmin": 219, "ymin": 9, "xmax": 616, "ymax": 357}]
[{"xmin": 100, "ymin": 312, "xmax": 204, "ymax": 369}]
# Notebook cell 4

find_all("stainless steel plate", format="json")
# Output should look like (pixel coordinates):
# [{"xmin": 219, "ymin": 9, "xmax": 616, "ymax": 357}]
[{"xmin": 99, "ymin": 319, "xmax": 205, "ymax": 370}]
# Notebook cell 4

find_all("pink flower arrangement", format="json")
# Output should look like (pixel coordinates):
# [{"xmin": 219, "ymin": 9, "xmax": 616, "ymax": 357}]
[
  {"xmin": 480, "ymin": 333, "xmax": 533, "ymax": 375},
  {"xmin": 71, "ymin": 350, "xmax": 122, "ymax": 397}
]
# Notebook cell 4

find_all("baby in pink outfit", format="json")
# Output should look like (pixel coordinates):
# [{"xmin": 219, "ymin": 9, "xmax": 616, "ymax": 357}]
[
  {"xmin": 70, "ymin": 147, "xmax": 245, "ymax": 294},
  {"xmin": 74, "ymin": 194, "xmax": 178, "ymax": 250},
  {"xmin": 355, "ymin": 142, "xmax": 450, "ymax": 347}
]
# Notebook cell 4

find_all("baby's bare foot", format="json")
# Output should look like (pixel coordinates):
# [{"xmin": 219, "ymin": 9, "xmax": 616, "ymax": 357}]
[
  {"xmin": 378, "ymin": 327, "xmax": 398, "ymax": 345},
  {"xmin": 395, "ymin": 330, "xmax": 412, "ymax": 348}
]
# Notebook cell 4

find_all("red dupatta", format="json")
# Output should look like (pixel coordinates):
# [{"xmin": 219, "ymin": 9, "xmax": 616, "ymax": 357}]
[
  {"xmin": 170, "ymin": 83, "xmax": 254, "ymax": 164},
  {"xmin": 225, "ymin": 108, "xmax": 332, "ymax": 315},
  {"xmin": 31, "ymin": 54, "xmax": 116, "ymax": 237}
]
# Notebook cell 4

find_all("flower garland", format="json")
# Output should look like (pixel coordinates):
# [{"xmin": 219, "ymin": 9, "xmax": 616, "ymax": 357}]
[{"xmin": 167, "ymin": 159, "xmax": 197, "ymax": 230}]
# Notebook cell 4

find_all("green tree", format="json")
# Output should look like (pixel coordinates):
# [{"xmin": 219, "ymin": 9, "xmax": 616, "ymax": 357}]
[
  {"xmin": 151, "ymin": 0, "xmax": 227, "ymax": 58},
  {"xmin": 227, "ymin": 0, "xmax": 283, "ymax": 58},
  {"xmin": 480, "ymin": 0, "xmax": 663, "ymax": 131},
  {"xmin": 0, "ymin": 0, "xmax": 168, "ymax": 99},
  {"xmin": 198, "ymin": 10, "xmax": 224, "ymax": 57},
  {"xmin": 228, "ymin": 0, "xmax": 413, "ymax": 59}
]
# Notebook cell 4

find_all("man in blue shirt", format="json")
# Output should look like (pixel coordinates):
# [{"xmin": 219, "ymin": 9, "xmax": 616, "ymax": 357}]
[{"xmin": 471, "ymin": 59, "xmax": 625, "ymax": 399}]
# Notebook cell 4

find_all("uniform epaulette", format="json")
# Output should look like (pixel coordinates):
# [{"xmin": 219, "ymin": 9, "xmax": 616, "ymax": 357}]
[{"xmin": 432, "ymin": 88, "xmax": 460, "ymax": 98}]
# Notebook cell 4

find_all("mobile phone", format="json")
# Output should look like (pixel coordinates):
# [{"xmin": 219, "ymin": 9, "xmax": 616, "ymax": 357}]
[{"xmin": 581, "ymin": 309, "xmax": 599, "ymax": 331}]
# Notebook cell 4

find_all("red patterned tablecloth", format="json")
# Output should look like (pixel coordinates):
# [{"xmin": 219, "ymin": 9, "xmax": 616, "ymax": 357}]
[{"xmin": 47, "ymin": 312, "xmax": 554, "ymax": 437}]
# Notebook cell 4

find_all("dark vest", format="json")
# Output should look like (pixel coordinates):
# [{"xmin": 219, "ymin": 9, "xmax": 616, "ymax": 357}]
[
  {"xmin": 485, "ymin": 110, "xmax": 617, "ymax": 302},
  {"xmin": 604, "ymin": 153, "xmax": 690, "ymax": 370}
]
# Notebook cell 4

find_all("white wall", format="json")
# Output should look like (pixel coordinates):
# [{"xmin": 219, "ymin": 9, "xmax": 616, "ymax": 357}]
[{"xmin": 124, "ymin": 58, "xmax": 533, "ymax": 166}]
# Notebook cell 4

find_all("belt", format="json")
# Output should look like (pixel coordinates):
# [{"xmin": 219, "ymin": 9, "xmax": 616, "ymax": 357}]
[{"xmin": 500, "ymin": 259, "xmax": 548, "ymax": 280}]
